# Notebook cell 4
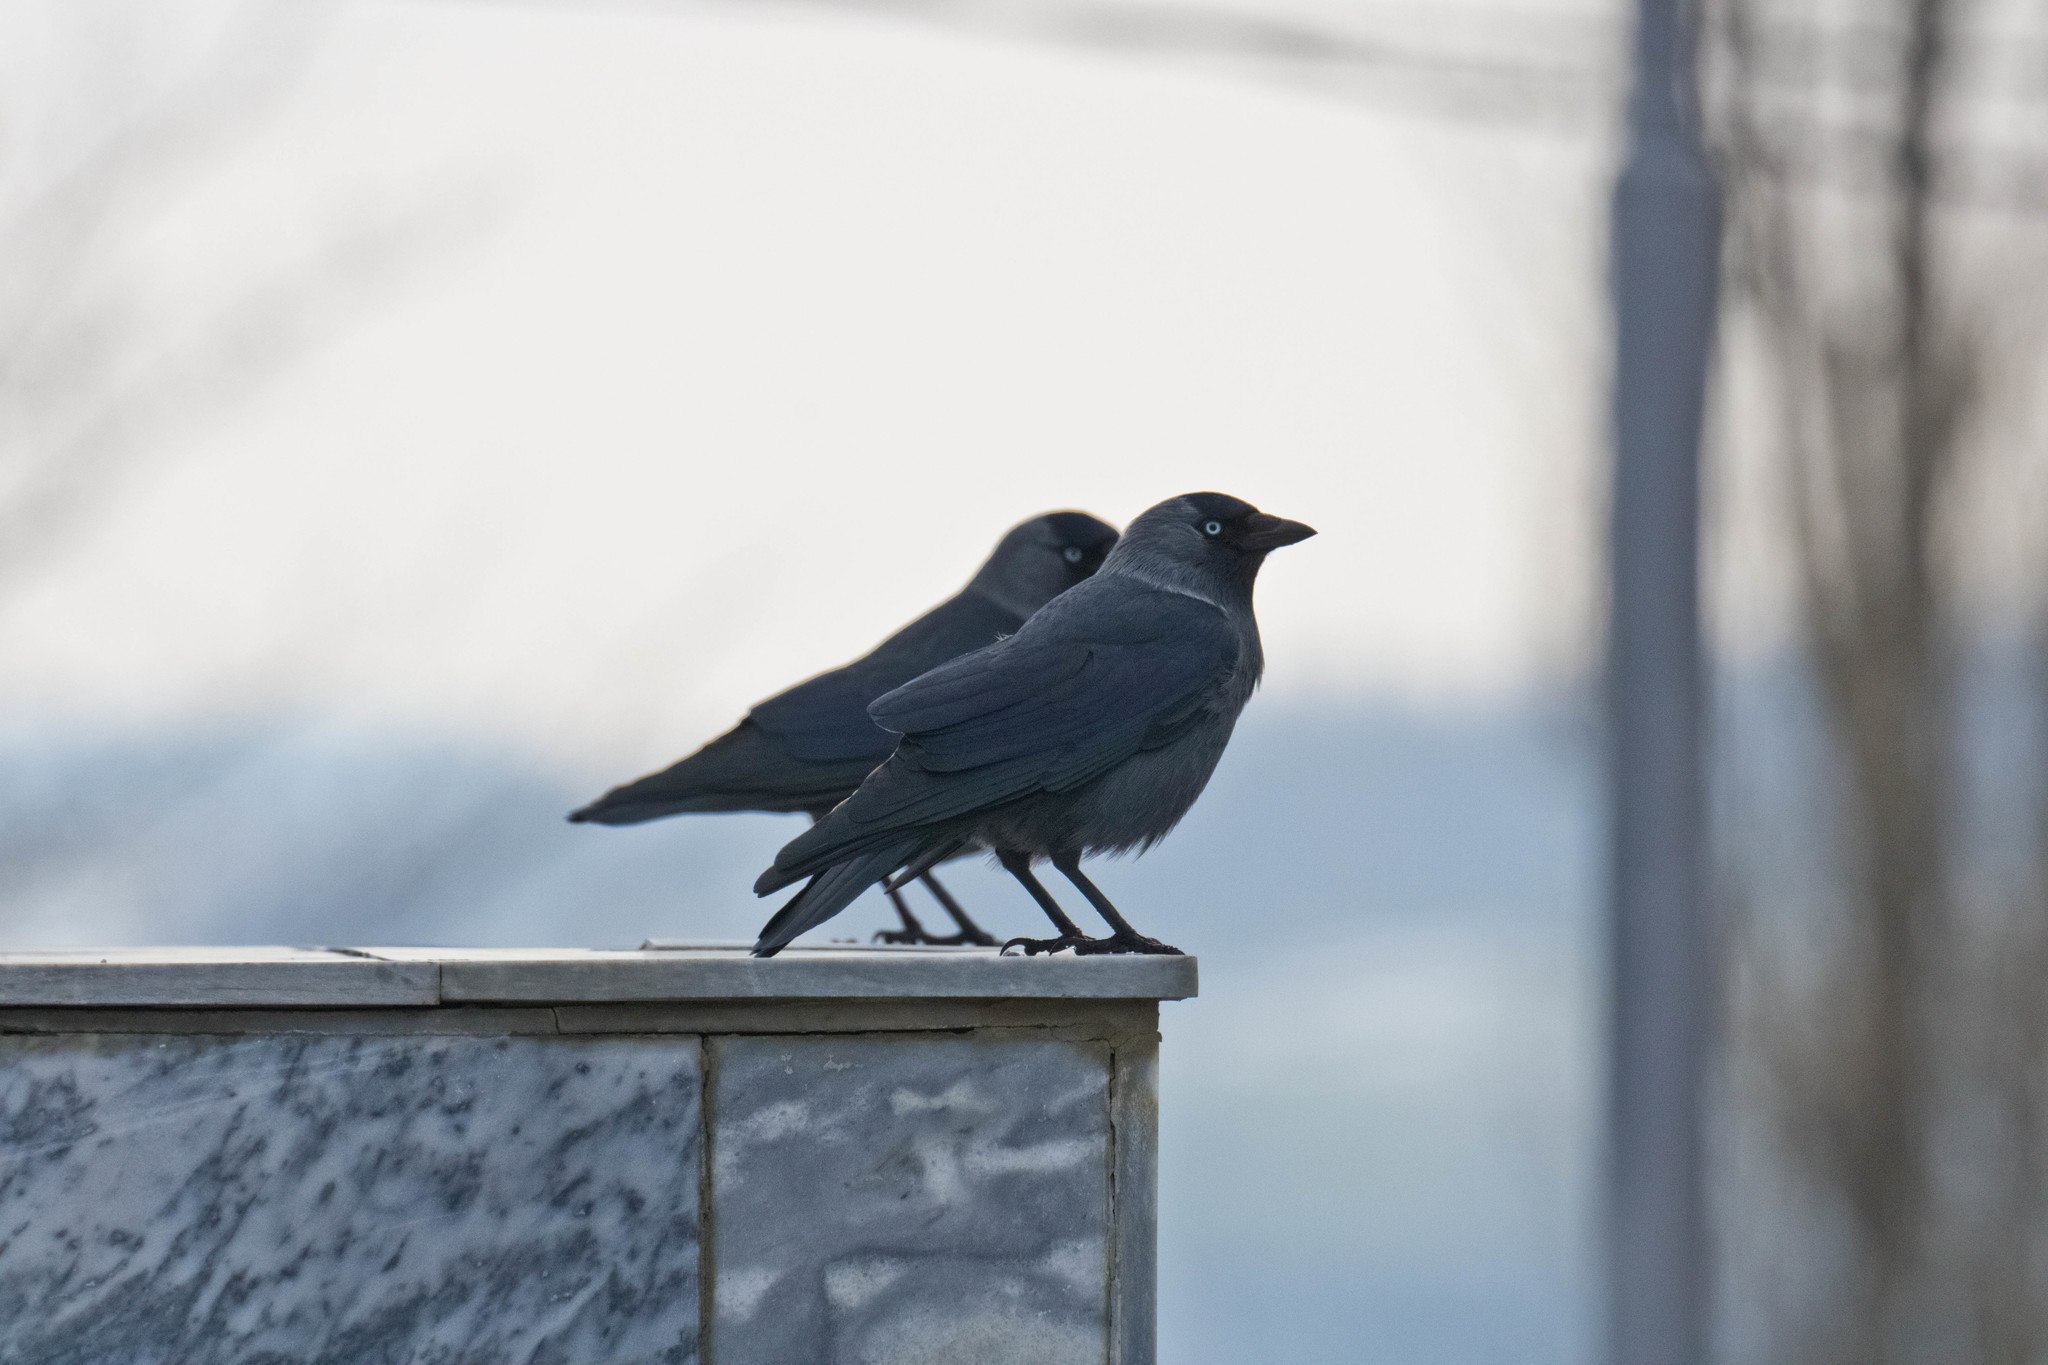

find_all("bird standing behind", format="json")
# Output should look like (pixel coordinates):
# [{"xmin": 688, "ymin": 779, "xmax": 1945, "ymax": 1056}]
[
  {"xmin": 570, "ymin": 510, "xmax": 1120, "ymax": 944},
  {"xmin": 751, "ymin": 492, "xmax": 1315, "ymax": 957}
]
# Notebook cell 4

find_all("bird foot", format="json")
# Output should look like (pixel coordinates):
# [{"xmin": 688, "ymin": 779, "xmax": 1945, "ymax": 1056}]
[
  {"xmin": 1000, "ymin": 932, "xmax": 1183, "ymax": 957},
  {"xmin": 1074, "ymin": 932, "xmax": 1184, "ymax": 956},
  {"xmin": 874, "ymin": 927, "xmax": 999, "ymax": 947},
  {"xmin": 1000, "ymin": 934, "xmax": 1089, "ymax": 956}
]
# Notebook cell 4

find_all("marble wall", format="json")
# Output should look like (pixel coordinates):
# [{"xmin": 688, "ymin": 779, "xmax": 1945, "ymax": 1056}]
[
  {"xmin": 711, "ymin": 1035, "xmax": 1111, "ymax": 1365},
  {"xmin": 0, "ymin": 1028, "xmax": 1127, "ymax": 1364},
  {"xmin": 0, "ymin": 1034, "xmax": 702, "ymax": 1365}
]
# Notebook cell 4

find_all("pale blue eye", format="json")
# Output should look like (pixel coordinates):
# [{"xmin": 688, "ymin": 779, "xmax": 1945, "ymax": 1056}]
[
  {"xmin": 1062, "ymin": 546, "xmax": 1084, "ymax": 564},
  {"xmin": 1202, "ymin": 520, "xmax": 1224, "ymax": 537}
]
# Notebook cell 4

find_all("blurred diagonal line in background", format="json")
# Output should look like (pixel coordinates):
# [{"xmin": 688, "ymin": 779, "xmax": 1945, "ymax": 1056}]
[{"xmin": 760, "ymin": 0, "xmax": 1620, "ymax": 125}]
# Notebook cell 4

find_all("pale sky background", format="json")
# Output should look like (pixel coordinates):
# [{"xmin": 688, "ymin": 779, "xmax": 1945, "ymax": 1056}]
[{"xmin": 1, "ymin": 0, "xmax": 1623, "ymax": 777}]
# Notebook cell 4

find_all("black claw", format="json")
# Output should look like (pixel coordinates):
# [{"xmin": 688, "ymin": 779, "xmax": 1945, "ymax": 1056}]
[{"xmin": 872, "ymin": 929, "xmax": 924, "ymax": 945}]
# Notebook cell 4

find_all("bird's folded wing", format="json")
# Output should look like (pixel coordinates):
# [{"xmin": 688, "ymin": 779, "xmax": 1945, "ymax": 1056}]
[
  {"xmin": 845, "ymin": 590, "xmax": 1239, "ymax": 828},
  {"xmin": 745, "ymin": 668, "xmax": 897, "ymax": 765},
  {"xmin": 744, "ymin": 590, "xmax": 1020, "ymax": 765}
]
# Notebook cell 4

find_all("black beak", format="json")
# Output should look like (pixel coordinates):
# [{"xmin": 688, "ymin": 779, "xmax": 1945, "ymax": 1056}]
[{"xmin": 1241, "ymin": 512, "xmax": 1317, "ymax": 551}]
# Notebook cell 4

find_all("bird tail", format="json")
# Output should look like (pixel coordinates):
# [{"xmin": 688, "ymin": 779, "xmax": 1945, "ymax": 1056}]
[
  {"xmin": 569, "ymin": 786, "xmax": 756, "ymax": 824},
  {"xmin": 753, "ymin": 756, "xmax": 962, "ymax": 891},
  {"xmin": 567, "ymin": 724, "xmax": 851, "ymax": 824},
  {"xmin": 751, "ymin": 838, "xmax": 923, "ymax": 958}
]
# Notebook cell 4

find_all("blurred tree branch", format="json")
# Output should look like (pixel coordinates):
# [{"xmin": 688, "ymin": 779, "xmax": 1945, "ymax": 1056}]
[
  {"xmin": 1710, "ymin": 0, "xmax": 2048, "ymax": 1356},
  {"xmin": 0, "ymin": 3, "xmax": 493, "ymax": 590},
  {"xmin": 0, "ymin": 2, "xmax": 504, "ymax": 943}
]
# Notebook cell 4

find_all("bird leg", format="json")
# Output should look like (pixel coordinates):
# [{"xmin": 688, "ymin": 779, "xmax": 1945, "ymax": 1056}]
[
  {"xmin": 913, "ymin": 871, "xmax": 999, "ymax": 947},
  {"xmin": 1051, "ymin": 854, "xmax": 1183, "ymax": 956},
  {"xmin": 872, "ymin": 885, "xmax": 937, "ymax": 945},
  {"xmin": 872, "ymin": 871, "xmax": 999, "ymax": 947},
  {"xmin": 996, "ymin": 850, "xmax": 1094, "ymax": 956}
]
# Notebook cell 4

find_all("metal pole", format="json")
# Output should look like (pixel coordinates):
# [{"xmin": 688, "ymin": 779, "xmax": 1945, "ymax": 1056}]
[{"xmin": 1606, "ymin": 0, "xmax": 1721, "ymax": 1358}]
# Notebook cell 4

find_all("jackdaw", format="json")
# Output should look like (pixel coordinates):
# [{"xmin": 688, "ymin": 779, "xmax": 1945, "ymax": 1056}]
[
  {"xmin": 750, "ymin": 491, "xmax": 1315, "ymax": 957},
  {"xmin": 569, "ymin": 510, "xmax": 1120, "ymax": 944}
]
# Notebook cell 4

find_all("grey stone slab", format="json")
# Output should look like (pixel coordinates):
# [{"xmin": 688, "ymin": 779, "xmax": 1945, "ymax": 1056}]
[
  {"xmin": 0, "ymin": 1007, "xmax": 563, "ymax": 1036},
  {"xmin": 710, "ymin": 1034, "xmax": 1112, "ymax": 1365},
  {"xmin": 554, "ymin": 998, "xmax": 1157, "ymax": 1039},
  {"xmin": 0, "ymin": 1032, "xmax": 702, "ymax": 1364},
  {"xmin": 0, "ymin": 948, "xmax": 439, "ymax": 1008},
  {"xmin": 0, "ymin": 1000, "xmax": 1163, "ymax": 1041},
  {"xmin": 431, "ymin": 948, "xmax": 1196, "ymax": 1004}
]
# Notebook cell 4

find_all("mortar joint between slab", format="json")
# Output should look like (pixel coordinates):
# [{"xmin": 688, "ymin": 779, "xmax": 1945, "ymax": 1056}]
[
  {"xmin": 698, "ymin": 1033, "xmax": 717, "ymax": 1365},
  {"xmin": 1106, "ymin": 1034, "xmax": 1123, "ymax": 1365}
]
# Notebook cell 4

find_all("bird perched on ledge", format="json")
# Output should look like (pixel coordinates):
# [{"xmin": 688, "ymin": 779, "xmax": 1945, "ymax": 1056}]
[
  {"xmin": 751, "ymin": 491, "xmax": 1315, "ymax": 958},
  {"xmin": 570, "ymin": 510, "xmax": 1120, "ymax": 945}
]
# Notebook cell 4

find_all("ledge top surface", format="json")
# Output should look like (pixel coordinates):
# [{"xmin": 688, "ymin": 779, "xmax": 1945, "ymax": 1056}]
[{"xmin": 0, "ymin": 944, "xmax": 1198, "ymax": 1008}]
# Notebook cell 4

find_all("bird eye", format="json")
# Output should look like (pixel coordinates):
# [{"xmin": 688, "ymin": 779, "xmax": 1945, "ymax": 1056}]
[
  {"xmin": 1062, "ymin": 546, "xmax": 1084, "ymax": 564},
  {"xmin": 1201, "ymin": 520, "xmax": 1224, "ymax": 537}
]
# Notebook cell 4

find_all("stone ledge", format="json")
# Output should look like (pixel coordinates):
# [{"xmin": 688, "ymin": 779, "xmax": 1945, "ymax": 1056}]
[
  {"xmin": 0, "ymin": 943, "xmax": 1198, "ymax": 1008},
  {"xmin": 0, "ymin": 998, "xmax": 1161, "ymax": 1039},
  {"xmin": 0, "ymin": 945, "xmax": 1174, "ymax": 1362}
]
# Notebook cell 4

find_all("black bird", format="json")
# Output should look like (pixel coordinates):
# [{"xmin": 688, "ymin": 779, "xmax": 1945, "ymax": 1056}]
[
  {"xmin": 570, "ymin": 511, "xmax": 1120, "ymax": 945},
  {"xmin": 750, "ymin": 492, "xmax": 1315, "ymax": 957}
]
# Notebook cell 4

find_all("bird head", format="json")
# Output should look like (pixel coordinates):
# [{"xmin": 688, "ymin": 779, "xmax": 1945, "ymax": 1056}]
[
  {"xmin": 1109, "ymin": 492, "xmax": 1317, "ymax": 600},
  {"xmin": 971, "ymin": 510, "xmax": 1121, "ymax": 616}
]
